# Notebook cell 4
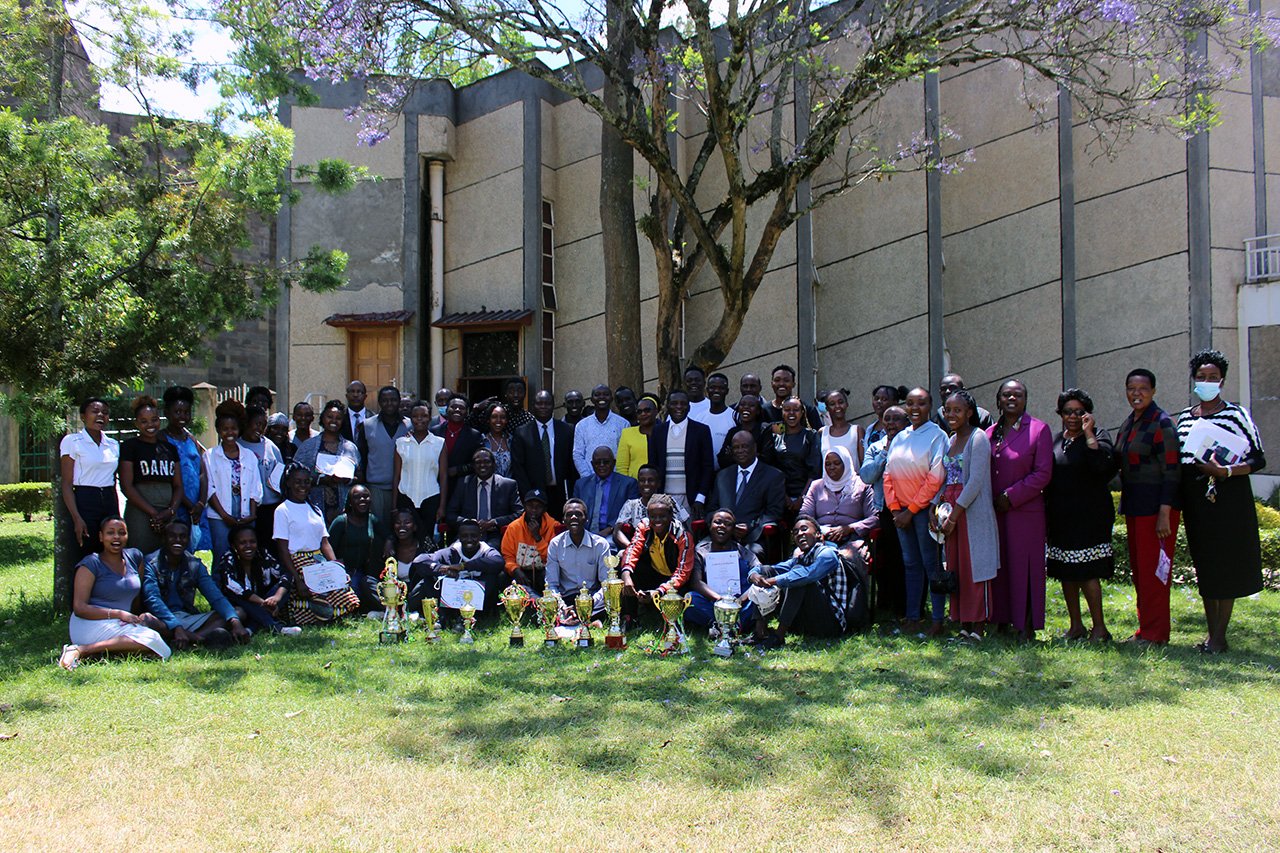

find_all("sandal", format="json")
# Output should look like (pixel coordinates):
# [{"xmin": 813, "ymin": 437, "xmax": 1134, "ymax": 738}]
[{"xmin": 58, "ymin": 644, "xmax": 80, "ymax": 671}]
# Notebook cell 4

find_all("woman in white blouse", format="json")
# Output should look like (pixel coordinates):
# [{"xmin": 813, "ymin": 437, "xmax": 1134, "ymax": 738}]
[
  {"xmin": 60, "ymin": 397, "xmax": 121, "ymax": 558},
  {"xmin": 393, "ymin": 400, "xmax": 448, "ymax": 534},
  {"xmin": 204, "ymin": 400, "xmax": 263, "ymax": 563},
  {"xmin": 819, "ymin": 388, "xmax": 863, "ymax": 466}
]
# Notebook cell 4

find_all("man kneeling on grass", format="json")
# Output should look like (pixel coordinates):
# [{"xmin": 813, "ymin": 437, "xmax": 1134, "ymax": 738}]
[
  {"xmin": 143, "ymin": 519, "xmax": 251, "ymax": 650},
  {"xmin": 747, "ymin": 515, "xmax": 849, "ymax": 649}
]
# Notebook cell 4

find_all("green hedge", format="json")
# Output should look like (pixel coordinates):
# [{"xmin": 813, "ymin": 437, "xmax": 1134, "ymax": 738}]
[
  {"xmin": 0, "ymin": 482, "xmax": 54, "ymax": 521},
  {"xmin": 1111, "ymin": 524, "xmax": 1280, "ymax": 592}
]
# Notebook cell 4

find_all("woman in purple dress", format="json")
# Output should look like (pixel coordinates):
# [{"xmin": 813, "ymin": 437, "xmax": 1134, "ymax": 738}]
[{"xmin": 986, "ymin": 379, "xmax": 1053, "ymax": 641}]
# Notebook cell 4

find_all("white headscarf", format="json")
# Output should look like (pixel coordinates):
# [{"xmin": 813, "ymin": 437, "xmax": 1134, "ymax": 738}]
[{"xmin": 821, "ymin": 446, "xmax": 854, "ymax": 494}]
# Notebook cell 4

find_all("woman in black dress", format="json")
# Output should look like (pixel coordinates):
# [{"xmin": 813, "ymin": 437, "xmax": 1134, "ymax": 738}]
[
  {"xmin": 1044, "ymin": 389, "xmax": 1116, "ymax": 642},
  {"xmin": 1175, "ymin": 349, "xmax": 1266, "ymax": 654}
]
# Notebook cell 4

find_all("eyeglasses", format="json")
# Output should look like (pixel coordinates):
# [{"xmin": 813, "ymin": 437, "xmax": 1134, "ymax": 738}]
[{"xmin": 1060, "ymin": 408, "xmax": 1087, "ymax": 417}]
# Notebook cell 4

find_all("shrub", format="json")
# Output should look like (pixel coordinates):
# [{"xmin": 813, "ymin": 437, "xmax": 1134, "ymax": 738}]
[
  {"xmin": 1111, "ymin": 524, "xmax": 1280, "ymax": 591},
  {"xmin": 0, "ymin": 483, "xmax": 54, "ymax": 521}
]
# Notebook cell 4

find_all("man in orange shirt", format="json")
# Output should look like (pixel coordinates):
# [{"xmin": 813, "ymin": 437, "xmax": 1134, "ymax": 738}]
[{"xmin": 500, "ymin": 489, "xmax": 560, "ymax": 593}]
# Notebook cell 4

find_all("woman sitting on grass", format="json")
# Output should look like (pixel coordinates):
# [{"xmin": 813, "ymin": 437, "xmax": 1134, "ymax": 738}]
[
  {"xmin": 214, "ymin": 524, "xmax": 302, "ymax": 636},
  {"xmin": 273, "ymin": 464, "xmax": 361, "ymax": 626},
  {"xmin": 59, "ymin": 517, "xmax": 171, "ymax": 669}
]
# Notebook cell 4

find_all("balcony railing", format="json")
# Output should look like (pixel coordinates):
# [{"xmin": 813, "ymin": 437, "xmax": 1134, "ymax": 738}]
[{"xmin": 1245, "ymin": 234, "xmax": 1280, "ymax": 283}]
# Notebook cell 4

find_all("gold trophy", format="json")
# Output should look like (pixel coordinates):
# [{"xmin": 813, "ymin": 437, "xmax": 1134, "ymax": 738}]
[
  {"xmin": 574, "ymin": 582, "xmax": 594, "ymax": 648},
  {"xmin": 711, "ymin": 597, "xmax": 741, "ymax": 658},
  {"xmin": 650, "ymin": 588, "xmax": 692, "ymax": 655},
  {"xmin": 603, "ymin": 555, "xmax": 626, "ymax": 649},
  {"xmin": 458, "ymin": 589, "xmax": 477, "ymax": 645},
  {"xmin": 421, "ymin": 597, "xmax": 442, "ymax": 643},
  {"xmin": 500, "ymin": 581, "xmax": 531, "ymax": 646},
  {"xmin": 539, "ymin": 585, "xmax": 563, "ymax": 648},
  {"xmin": 376, "ymin": 558, "xmax": 408, "ymax": 644}
]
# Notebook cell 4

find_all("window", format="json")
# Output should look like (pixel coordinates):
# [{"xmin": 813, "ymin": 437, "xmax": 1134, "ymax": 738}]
[
  {"xmin": 541, "ymin": 200, "xmax": 556, "ymax": 394},
  {"xmin": 461, "ymin": 330, "xmax": 521, "ymax": 402}
]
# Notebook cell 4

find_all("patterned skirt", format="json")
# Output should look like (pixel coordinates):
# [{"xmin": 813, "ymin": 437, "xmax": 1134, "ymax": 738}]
[{"xmin": 286, "ymin": 550, "xmax": 361, "ymax": 626}]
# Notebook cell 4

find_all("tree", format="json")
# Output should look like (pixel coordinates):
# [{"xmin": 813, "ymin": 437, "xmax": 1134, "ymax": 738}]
[
  {"xmin": 265, "ymin": 0, "xmax": 1276, "ymax": 393},
  {"xmin": 0, "ymin": 0, "xmax": 352, "ymax": 607}
]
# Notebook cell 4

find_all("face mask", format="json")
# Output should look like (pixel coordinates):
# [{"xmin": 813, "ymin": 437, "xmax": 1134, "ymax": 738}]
[
  {"xmin": 1193, "ymin": 381, "xmax": 1221, "ymax": 402},
  {"xmin": 816, "ymin": 401, "xmax": 827, "ymax": 415}
]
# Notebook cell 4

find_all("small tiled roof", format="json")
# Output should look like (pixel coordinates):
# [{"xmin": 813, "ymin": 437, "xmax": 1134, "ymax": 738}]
[
  {"xmin": 431, "ymin": 309, "xmax": 534, "ymax": 329},
  {"xmin": 323, "ymin": 310, "xmax": 415, "ymax": 327}
]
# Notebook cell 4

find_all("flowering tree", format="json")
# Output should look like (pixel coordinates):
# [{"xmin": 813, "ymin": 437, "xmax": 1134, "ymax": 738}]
[{"xmin": 265, "ymin": 0, "xmax": 1277, "ymax": 392}]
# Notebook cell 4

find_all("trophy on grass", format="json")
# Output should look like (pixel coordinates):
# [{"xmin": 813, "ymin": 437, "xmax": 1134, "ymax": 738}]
[
  {"xmin": 602, "ymin": 555, "xmax": 626, "ymax": 649},
  {"xmin": 458, "ymin": 589, "xmax": 477, "ymax": 645},
  {"xmin": 500, "ymin": 581, "xmax": 531, "ymax": 647},
  {"xmin": 711, "ymin": 597, "xmax": 741, "ymax": 658},
  {"xmin": 376, "ymin": 558, "xmax": 408, "ymax": 644},
  {"xmin": 650, "ymin": 588, "xmax": 692, "ymax": 655},
  {"xmin": 539, "ymin": 585, "xmax": 563, "ymax": 648},
  {"xmin": 421, "ymin": 596, "xmax": 442, "ymax": 643},
  {"xmin": 574, "ymin": 582, "xmax": 594, "ymax": 648}
]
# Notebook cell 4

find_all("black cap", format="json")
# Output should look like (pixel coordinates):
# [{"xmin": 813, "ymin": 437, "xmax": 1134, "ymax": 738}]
[{"xmin": 523, "ymin": 488, "xmax": 548, "ymax": 504}]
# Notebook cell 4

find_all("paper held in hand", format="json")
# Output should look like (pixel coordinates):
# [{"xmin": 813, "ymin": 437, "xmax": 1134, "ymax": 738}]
[
  {"xmin": 703, "ymin": 550, "xmax": 742, "ymax": 598},
  {"xmin": 440, "ymin": 577, "xmax": 486, "ymax": 609},
  {"xmin": 315, "ymin": 454, "xmax": 357, "ymax": 480},
  {"xmin": 515, "ymin": 542, "xmax": 543, "ymax": 569},
  {"xmin": 1182, "ymin": 419, "xmax": 1249, "ymax": 467},
  {"xmin": 302, "ymin": 560, "xmax": 349, "ymax": 594}
]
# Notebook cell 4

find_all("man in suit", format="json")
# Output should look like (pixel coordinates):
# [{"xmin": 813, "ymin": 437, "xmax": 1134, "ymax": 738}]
[
  {"xmin": 647, "ymin": 389, "xmax": 715, "ymax": 519},
  {"xmin": 445, "ymin": 448, "xmax": 523, "ymax": 547},
  {"xmin": 707, "ymin": 430, "xmax": 786, "ymax": 552},
  {"xmin": 511, "ymin": 390, "xmax": 577, "ymax": 518},
  {"xmin": 340, "ymin": 380, "xmax": 378, "ymax": 442},
  {"xmin": 573, "ymin": 446, "xmax": 639, "ymax": 538},
  {"xmin": 430, "ymin": 396, "xmax": 484, "ymax": 496}
]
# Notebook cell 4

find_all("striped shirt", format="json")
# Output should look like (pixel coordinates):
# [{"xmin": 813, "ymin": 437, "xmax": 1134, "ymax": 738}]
[{"xmin": 1174, "ymin": 402, "xmax": 1266, "ymax": 471}]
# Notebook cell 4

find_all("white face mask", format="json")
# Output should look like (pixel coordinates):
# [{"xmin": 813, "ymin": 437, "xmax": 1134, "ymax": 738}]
[{"xmin": 1193, "ymin": 381, "xmax": 1221, "ymax": 402}]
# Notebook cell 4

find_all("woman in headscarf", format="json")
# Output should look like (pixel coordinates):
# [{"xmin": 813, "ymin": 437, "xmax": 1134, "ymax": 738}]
[{"xmin": 799, "ymin": 446, "xmax": 878, "ymax": 564}]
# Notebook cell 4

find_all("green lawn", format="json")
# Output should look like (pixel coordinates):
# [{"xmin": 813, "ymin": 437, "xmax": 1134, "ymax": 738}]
[{"xmin": 1, "ymin": 514, "xmax": 1278, "ymax": 850}]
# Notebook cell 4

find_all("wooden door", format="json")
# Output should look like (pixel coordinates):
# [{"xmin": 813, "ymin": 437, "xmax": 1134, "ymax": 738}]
[{"xmin": 348, "ymin": 328, "xmax": 400, "ymax": 392}]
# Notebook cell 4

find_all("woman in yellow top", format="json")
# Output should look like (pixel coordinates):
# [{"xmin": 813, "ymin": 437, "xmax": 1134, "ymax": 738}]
[{"xmin": 616, "ymin": 394, "xmax": 659, "ymax": 478}]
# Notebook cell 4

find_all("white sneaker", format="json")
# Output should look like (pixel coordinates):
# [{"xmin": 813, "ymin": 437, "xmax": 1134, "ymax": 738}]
[
  {"xmin": 58, "ymin": 644, "xmax": 80, "ymax": 670},
  {"xmin": 367, "ymin": 611, "xmax": 385, "ymax": 621},
  {"xmin": 279, "ymin": 626, "xmax": 303, "ymax": 636}
]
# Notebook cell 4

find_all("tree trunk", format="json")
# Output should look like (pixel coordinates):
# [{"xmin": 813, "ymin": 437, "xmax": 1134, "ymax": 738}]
[
  {"xmin": 600, "ymin": 0, "xmax": 643, "ymax": 393},
  {"xmin": 52, "ymin": 436, "xmax": 75, "ymax": 613}
]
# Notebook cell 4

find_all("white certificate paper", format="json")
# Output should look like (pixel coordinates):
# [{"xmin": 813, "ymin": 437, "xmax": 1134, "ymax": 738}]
[
  {"xmin": 439, "ymin": 577, "xmax": 486, "ymax": 609},
  {"xmin": 703, "ymin": 550, "xmax": 742, "ymax": 597},
  {"xmin": 316, "ymin": 454, "xmax": 357, "ymax": 479},
  {"xmin": 302, "ymin": 560, "xmax": 349, "ymax": 594},
  {"xmin": 1183, "ymin": 419, "xmax": 1249, "ymax": 466}
]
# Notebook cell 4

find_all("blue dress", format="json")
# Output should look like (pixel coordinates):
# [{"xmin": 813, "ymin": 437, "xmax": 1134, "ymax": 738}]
[{"xmin": 165, "ymin": 431, "xmax": 210, "ymax": 551}]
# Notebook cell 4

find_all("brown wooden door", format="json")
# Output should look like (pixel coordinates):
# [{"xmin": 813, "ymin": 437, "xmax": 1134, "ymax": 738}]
[{"xmin": 348, "ymin": 328, "xmax": 400, "ymax": 392}]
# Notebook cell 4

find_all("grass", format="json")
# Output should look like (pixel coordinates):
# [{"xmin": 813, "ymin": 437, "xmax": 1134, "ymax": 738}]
[{"xmin": 1, "ymin": 514, "xmax": 1279, "ymax": 850}]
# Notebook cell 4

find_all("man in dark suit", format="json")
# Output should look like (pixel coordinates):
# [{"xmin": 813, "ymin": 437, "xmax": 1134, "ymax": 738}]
[
  {"xmin": 339, "ymin": 380, "xmax": 378, "ymax": 442},
  {"xmin": 430, "ymin": 396, "xmax": 484, "ymax": 496},
  {"xmin": 573, "ymin": 446, "xmax": 639, "ymax": 538},
  {"xmin": 647, "ymin": 389, "xmax": 714, "ymax": 519},
  {"xmin": 445, "ymin": 448, "xmax": 523, "ymax": 547},
  {"xmin": 707, "ymin": 430, "xmax": 786, "ymax": 551},
  {"xmin": 511, "ymin": 390, "xmax": 577, "ymax": 518}
]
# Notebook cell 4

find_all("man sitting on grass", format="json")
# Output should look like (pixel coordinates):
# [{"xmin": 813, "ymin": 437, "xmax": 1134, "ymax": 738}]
[
  {"xmin": 143, "ymin": 519, "xmax": 251, "ymax": 650},
  {"xmin": 747, "ymin": 515, "xmax": 849, "ymax": 649}
]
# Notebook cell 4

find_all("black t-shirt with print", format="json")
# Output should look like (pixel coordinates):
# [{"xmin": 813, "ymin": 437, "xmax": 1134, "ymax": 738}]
[{"xmin": 120, "ymin": 438, "xmax": 179, "ymax": 484}]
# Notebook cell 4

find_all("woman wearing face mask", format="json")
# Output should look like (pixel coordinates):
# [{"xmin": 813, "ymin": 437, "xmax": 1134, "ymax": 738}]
[{"xmin": 1175, "ymin": 350, "xmax": 1265, "ymax": 654}]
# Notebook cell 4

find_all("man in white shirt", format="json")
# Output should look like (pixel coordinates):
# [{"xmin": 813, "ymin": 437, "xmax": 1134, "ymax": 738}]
[
  {"xmin": 340, "ymin": 380, "xmax": 377, "ymax": 442},
  {"xmin": 571, "ymin": 384, "xmax": 630, "ymax": 478},
  {"xmin": 545, "ymin": 498, "xmax": 611, "ymax": 623},
  {"xmin": 684, "ymin": 365, "xmax": 711, "ymax": 421},
  {"xmin": 691, "ymin": 372, "xmax": 738, "ymax": 467}
]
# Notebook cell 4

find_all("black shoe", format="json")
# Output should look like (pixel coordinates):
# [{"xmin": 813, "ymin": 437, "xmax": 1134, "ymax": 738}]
[{"xmin": 759, "ymin": 632, "xmax": 785, "ymax": 650}]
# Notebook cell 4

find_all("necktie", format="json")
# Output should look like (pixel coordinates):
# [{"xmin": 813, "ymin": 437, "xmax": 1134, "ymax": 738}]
[
  {"xmin": 736, "ymin": 468, "xmax": 749, "ymax": 503},
  {"xmin": 541, "ymin": 424, "xmax": 554, "ymax": 485},
  {"xmin": 478, "ymin": 482, "xmax": 490, "ymax": 521}
]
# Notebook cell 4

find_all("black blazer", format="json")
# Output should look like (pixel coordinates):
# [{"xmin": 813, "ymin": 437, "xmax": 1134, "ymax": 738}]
[
  {"xmin": 648, "ymin": 419, "xmax": 715, "ymax": 503},
  {"xmin": 446, "ymin": 473, "xmax": 523, "ymax": 530},
  {"xmin": 706, "ymin": 460, "xmax": 786, "ymax": 543},
  {"xmin": 510, "ymin": 417, "xmax": 578, "ymax": 496},
  {"xmin": 430, "ymin": 422, "xmax": 485, "ymax": 486}
]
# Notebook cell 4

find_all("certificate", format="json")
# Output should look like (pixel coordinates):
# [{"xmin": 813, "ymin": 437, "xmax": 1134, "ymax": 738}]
[
  {"xmin": 302, "ymin": 560, "xmax": 349, "ymax": 594},
  {"xmin": 439, "ymin": 577, "xmax": 486, "ymax": 609},
  {"xmin": 703, "ymin": 550, "xmax": 742, "ymax": 598},
  {"xmin": 316, "ymin": 453, "xmax": 356, "ymax": 480},
  {"xmin": 515, "ymin": 542, "xmax": 543, "ymax": 569},
  {"xmin": 1183, "ymin": 418, "xmax": 1249, "ymax": 466}
]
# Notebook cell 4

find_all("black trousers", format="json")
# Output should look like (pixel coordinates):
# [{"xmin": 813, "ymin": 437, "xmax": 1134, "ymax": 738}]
[
  {"xmin": 875, "ymin": 508, "xmax": 907, "ymax": 618},
  {"xmin": 777, "ymin": 582, "xmax": 842, "ymax": 637},
  {"xmin": 621, "ymin": 562, "xmax": 673, "ymax": 617},
  {"xmin": 73, "ymin": 486, "xmax": 120, "ymax": 559}
]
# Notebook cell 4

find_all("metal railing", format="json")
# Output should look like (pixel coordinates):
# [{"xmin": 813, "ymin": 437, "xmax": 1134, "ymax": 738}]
[{"xmin": 1245, "ymin": 234, "xmax": 1280, "ymax": 283}]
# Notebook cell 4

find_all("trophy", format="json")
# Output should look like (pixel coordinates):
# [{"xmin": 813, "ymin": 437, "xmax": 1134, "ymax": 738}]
[
  {"xmin": 574, "ymin": 582, "xmax": 594, "ymax": 648},
  {"xmin": 421, "ymin": 597, "xmax": 442, "ymax": 643},
  {"xmin": 376, "ymin": 558, "xmax": 408, "ymax": 644},
  {"xmin": 458, "ymin": 589, "xmax": 477, "ymax": 644},
  {"xmin": 539, "ymin": 585, "xmax": 563, "ymax": 648},
  {"xmin": 650, "ymin": 588, "xmax": 692, "ymax": 655},
  {"xmin": 711, "ymin": 597, "xmax": 741, "ymax": 658},
  {"xmin": 500, "ymin": 581, "xmax": 531, "ymax": 646},
  {"xmin": 602, "ymin": 555, "xmax": 626, "ymax": 649}
]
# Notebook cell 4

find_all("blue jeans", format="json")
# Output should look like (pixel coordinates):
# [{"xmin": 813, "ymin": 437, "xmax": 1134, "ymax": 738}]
[
  {"xmin": 207, "ymin": 516, "xmax": 242, "ymax": 566},
  {"xmin": 896, "ymin": 511, "xmax": 945, "ymax": 621}
]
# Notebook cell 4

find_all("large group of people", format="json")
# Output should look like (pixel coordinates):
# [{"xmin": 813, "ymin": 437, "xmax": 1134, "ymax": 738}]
[{"xmin": 55, "ymin": 351, "xmax": 1268, "ymax": 669}]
